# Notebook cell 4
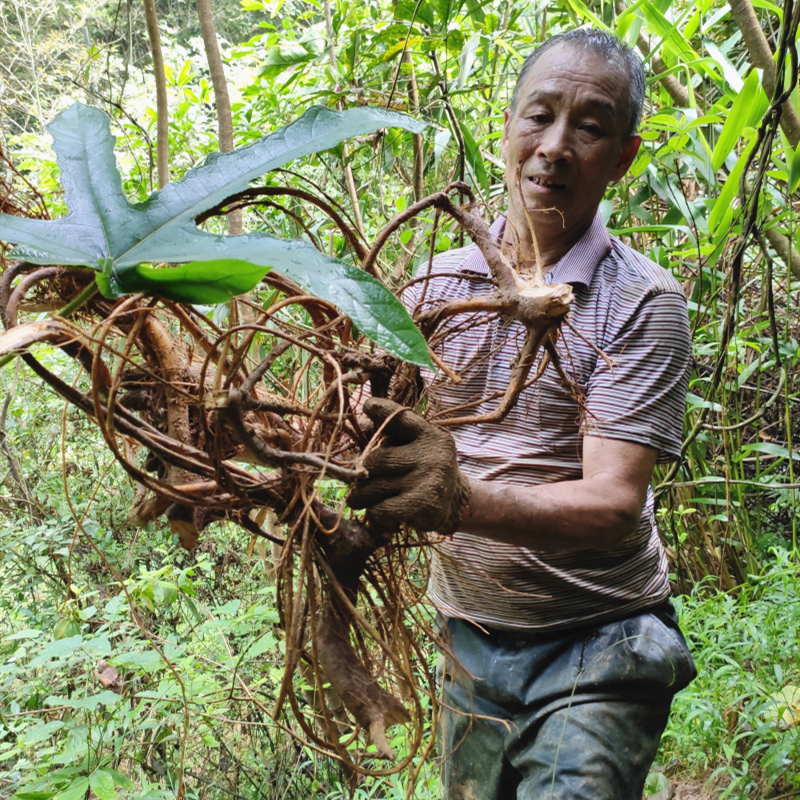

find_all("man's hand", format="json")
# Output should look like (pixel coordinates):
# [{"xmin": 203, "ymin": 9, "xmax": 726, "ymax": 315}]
[{"xmin": 347, "ymin": 398, "xmax": 471, "ymax": 534}]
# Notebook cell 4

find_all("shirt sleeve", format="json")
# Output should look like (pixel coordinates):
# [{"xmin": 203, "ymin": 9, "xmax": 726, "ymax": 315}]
[{"xmin": 582, "ymin": 291, "xmax": 692, "ymax": 462}]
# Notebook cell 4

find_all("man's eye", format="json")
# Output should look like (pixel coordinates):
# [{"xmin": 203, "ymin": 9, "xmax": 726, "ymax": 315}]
[{"xmin": 581, "ymin": 124, "xmax": 603, "ymax": 136}]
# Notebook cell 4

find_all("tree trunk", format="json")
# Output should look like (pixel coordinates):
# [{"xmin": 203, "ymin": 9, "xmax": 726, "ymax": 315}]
[
  {"xmin": 728, "ymin": 0, "xmax": 800, "ymax": 146},
  {"xmin": 143, "ymin": 0, "xmax": 170, "ymax": 188},
  {"xmin": 195, "ymin": 0, "xmax": 241, "ymax": 234},
  {"xmin": 765, "ymin": 226, "xmax": 800, "ymax": 278},
  {"xmin": 727, "ymin": 0, "xmax": 800, "ymax": 277}
]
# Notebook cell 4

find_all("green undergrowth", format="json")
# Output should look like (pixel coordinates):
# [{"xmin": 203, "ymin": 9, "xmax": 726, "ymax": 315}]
[
  {"xmin": 2, "ymin": 517, "xmax": 797, "ymax": 799},
  {"xmin": 654, "ymin": 550, "xmax": 800, "ymax": 799}
]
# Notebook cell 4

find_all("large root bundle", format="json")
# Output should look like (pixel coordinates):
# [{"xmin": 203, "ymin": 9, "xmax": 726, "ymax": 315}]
[{"xmin": 0, "ymin": 181, "xmax": 577, "ymax": 782}]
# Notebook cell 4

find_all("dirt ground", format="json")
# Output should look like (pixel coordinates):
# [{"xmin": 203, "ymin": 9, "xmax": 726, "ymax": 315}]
[
  {"xmin": 672, "ymin": 781, "xmax": 718, "ymax": 799},
  {"xmin": 648, "ymin": 780, "xmax": 714, "ymax": 800}
]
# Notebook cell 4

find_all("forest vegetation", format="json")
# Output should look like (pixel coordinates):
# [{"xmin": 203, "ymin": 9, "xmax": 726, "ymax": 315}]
[{"xmin": 0, "ymin": 0, "xmax": 799, "ymax": 798}]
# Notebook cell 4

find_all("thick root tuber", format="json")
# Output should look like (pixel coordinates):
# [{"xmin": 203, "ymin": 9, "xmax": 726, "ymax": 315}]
[{"xmin": 317, "ymin": 600, "xmax": 410, "ymax": 760}]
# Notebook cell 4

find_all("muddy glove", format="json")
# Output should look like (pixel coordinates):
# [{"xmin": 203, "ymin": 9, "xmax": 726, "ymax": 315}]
[{"xmin": 347, "ymin": 398, "xmax": 471, "ymax": 534}]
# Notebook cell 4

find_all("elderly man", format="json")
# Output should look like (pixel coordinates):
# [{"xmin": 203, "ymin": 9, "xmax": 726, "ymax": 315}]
[{"xmin": 348, "ymin": 28, "xmax": 696, "ymax": 800}]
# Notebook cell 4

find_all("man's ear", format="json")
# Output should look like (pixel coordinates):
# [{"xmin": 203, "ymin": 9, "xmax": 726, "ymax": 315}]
[
  {"xmin": 611, "ymin": 135, "xmax": 642, "ymax": 181},
  {"xmin": 500, "ymin": 108, "xmax": 511, "ymax": 161}
]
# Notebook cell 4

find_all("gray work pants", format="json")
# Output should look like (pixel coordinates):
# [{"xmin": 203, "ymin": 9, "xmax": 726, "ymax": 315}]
[{"xmin": 438, "ymin": 601, "xmax": 696, "ymax": 800}]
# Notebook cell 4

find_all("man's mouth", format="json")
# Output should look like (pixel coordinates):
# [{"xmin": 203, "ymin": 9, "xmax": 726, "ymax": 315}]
[{"xmin": 528, "ymin": 176, "xmax": 566, "ymax": 190}]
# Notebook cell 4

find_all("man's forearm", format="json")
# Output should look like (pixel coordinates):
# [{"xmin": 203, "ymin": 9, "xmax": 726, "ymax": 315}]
[{"xmin": 459, "ymin": 475, "xmax": 644, "ymax": 552}]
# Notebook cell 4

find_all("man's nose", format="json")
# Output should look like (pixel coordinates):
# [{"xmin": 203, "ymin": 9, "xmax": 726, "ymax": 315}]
[{"xmin": 536, "ymin": 118, "xmax": 572, "ymax": 163}]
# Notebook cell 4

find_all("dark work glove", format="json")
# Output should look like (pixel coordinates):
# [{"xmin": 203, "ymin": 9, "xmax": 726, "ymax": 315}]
[{"xmin": 347, "ymin": 398, "xmax": 471, "ymax": 534}]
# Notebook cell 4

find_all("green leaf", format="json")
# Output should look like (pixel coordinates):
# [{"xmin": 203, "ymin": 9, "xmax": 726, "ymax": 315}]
[
  {"xmin": 457, "ymin": 35, "xmax": 480, "ymax": 90},
  {"xmin": 394, "ymin": 0, "xmax": 435, "ymax": 27},
  {"xmin": 703, "ymin": 40, "xmax": 745, "ymax": 92},
  {"xmin": 637, "ymin": 0, "xmax": 698, "ymax": 64},
  {"xmin": 4, "ymin": 628, "xmax": 44, "ymax": 641},
  {"xmin": 788, "ymin": 139, "xmax": 800, "ymax": 193},
  {"xmin": 176, "ymin": 59, "xmax": 193, "ymax": 87},
  {"xmin": 708, "ymin": 137, "xmax": 755, "ymax": 235},
  {"xmin": 711, "ymin": 70, "xmax": 766, "ymax": 172},
  {"xmin": 456, "ymin": 111, "xmax": 490, "ymax": 196},
  {"xmin": 28, "ymin": 635, "xmax": 83, "ymax": 667},
  {"xmin": 102, "ymin": 769, "xmax": 134, "ymax": 790},
  {"xmin": 737, "ymin": 442, "xmax": 800, "ymax": 461},
  {"xmin": 101, "ymin": 260, "xmax": 270, "ymax": 304},
  {"xmin": 259, "ymin": 41, "xmax": 317, "ymax": 80},
  {"xmin": 183, "ymin": 596, "xmax": 204, "ymax": 624},
  {"xmin": 53, "ymin": 779, "xmax": 89, "ymax": 800},
  {"xmin": 45, "ymin": 691, "xmax": 121, "ymax": 710},
  {"xmin": 0, "ymin": 103, "xmax": 432, "ymax": 366},
  {"xmin": 563, "ymin": 0, "xmax": 607, "ymax": 29},
  {"xmin": 22, "ymin": 720, "xmax": 65, "ymax": 745},
  {"xmin": 464, "ymin": 0, "xmax": 485, "ymax": 24},
  {"xmin": 244, "ymin": 633, "xmax": 277, "ymax": 659},
  {"xmin": 89, "ymin": 769, "xmax": 116, "ymax": 800},
  {"xmin": 111, "ymin": 650, "xmax": 164, "ymax": 672}
]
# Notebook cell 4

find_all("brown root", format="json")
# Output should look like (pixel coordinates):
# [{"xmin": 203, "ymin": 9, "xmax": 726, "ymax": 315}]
[
  {"xmin": 0, "ymin": 181, "xmax": 604, "ymax": 780},
  {"xmin": 317, "ymin": 599, "xmax": 410, "ymax": 760}
]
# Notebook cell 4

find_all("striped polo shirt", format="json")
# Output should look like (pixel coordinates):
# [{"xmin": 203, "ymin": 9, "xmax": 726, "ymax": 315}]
[{"xmin": 405, "ymin": 212, "xmax": 692, "ymax": 631}]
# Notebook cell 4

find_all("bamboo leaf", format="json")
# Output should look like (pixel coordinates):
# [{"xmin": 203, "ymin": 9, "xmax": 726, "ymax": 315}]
[
  {"xmin": 711, "ymin": 70, "xmax": 767, "ymax": 172},
  {"xmin": 455, "ymin": 110, "xmax": 490, "ymax": 195},
  {"xmin": 789, "ymin": 139, "xmax": 800, "ymax": 193},
  {"xmin": 737, "ymin": 442, "xmax": 800, "ymax": 461},
  {"xmin": 563, "ymin": 0, "xmax": 608, "ymax": 28},
  {"xmin": 703, "ymin": 40, "xmax": 744, "ymax": 92},
  {"xmin": 708, "ymin": 137, "xmax": 756, "ymax": 234},
  {"xmin": 457, "ymin": 35, "xmax": 480, "ymax": 89},
  {"xmin": 638, "ymin": 0, "xmax": 698, "ymax": 63}
]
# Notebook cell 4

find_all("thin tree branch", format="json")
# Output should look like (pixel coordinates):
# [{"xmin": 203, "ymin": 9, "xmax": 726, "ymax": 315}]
[{"xmin": 142, "ymin": 0, "xmax": 169, "ymax": 188}]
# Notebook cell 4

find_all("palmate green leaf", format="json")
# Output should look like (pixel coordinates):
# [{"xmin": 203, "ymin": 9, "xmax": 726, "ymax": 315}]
[{"xmin": 0, "ymin": 102, "xmax": 432, "ymax": 366}]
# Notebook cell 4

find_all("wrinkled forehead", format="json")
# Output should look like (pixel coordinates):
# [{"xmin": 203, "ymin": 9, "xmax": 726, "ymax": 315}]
[{"xmin": 514, "ymin": 43, "xmax": 630, "ymax": 118}]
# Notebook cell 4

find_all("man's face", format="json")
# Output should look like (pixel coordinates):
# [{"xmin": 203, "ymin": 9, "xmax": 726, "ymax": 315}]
[{"xmin": 501, "ymin": 44, "xmax": 641, "ymax": 242}]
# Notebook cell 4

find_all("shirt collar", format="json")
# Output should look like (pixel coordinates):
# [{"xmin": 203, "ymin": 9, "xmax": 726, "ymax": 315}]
[{"xmin": 458, "ymin": 210, "xmax": 611, "ymax": 288}]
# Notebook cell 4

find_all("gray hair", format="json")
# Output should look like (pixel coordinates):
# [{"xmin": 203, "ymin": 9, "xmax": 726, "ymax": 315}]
[{"xmin": 509, "ymin": 29, "xmax": 646, "ymax": 139}]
